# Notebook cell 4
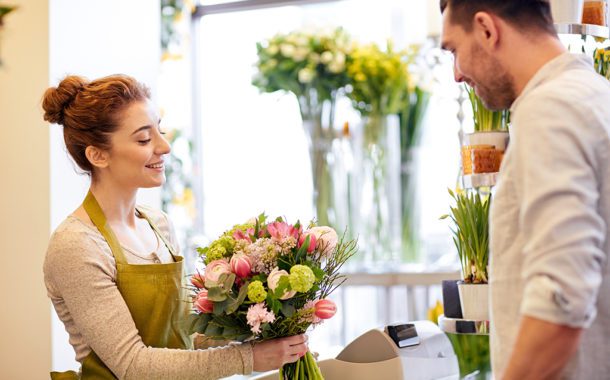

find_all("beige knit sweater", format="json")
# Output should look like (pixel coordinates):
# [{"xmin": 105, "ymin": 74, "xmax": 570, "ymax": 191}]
[{"xmin": 43, "ymin": 206, "xmax": 253, "ymax": 379}]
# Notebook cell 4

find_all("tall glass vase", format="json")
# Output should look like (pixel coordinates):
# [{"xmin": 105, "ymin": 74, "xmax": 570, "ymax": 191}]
[
  {"xmin": 357, "ymin": 113, "xmax": 398, "ymax": 266},
  {"xmin": 400, "ymin": 148, "xmax": 420, "ymax": 262},
  {"xmin": 299, "ymin": 91, "xmax": 337, "ymax": 229}
]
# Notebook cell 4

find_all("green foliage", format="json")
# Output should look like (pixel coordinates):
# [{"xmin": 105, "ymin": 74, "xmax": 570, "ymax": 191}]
[
  {"xmin": 447, "ymin": 334, "xmax": 491, "ymax": 379},
  {"xmin": 441, "ymin": 189, "xmax": 491, "ymax": 284},
  {"xmin": 594, "ymin": 48, "xmax": 610, "ymax": 80},
  {"xmin": 466, "ymin": 86, "xmax": 510, "ymax": 132}
]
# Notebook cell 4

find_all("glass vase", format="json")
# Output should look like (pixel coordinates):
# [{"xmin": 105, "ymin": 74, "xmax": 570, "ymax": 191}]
[
  {"xmin": 356, "ymin": 113, "xmax": 400, "ymax": 267},
  {"xmin": 299, "ymin": 91, "xmax": 337, "ymax": 229},
  {"xmin": 400, "ymin": 148, "xmax": 420, "ymax": 262}
]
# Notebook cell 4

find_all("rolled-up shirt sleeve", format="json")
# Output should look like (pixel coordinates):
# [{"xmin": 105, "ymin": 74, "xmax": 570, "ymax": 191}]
[{"xmin": 513, "ymin": 93, "xmax": 606, "ymax": 328}]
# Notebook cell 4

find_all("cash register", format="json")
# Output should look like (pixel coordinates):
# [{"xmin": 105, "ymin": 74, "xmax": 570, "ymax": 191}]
[{"xmin": 252, "ymin": 320, "xmax": 459, "ymax": 380}]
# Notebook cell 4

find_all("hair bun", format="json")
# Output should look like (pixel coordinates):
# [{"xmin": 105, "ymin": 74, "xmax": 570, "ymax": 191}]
[{"xmin": 42, "ymin": 75, "xmax": 88, "ymax": 125}]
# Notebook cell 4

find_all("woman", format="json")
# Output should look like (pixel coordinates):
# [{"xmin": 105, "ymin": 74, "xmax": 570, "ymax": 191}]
[{"xmin": 43, "ymin": 74, "xmax": 307, "ymax": 380}]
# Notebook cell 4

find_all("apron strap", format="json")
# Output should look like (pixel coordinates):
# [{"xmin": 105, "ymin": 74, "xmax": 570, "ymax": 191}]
[
  {"xmin": 83, "ymin": 191, "xmax": 128, "ymax": 264},
  {"xmin": 136, "ymin": 207, "xmax": 179, "ymax": 262}
]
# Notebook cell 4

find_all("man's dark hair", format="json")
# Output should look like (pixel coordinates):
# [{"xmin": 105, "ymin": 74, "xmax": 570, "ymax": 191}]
[{"xmin": 440, "ymin": 0, "xmax": 555, "ymax": 35}]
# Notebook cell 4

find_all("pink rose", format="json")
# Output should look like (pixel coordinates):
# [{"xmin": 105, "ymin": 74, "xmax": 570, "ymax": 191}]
[
  {"xmin": 230, "ymin": 254, "xmax": 252, "ymax": 278},
  {"xmin": 194, "ymin": 289, "xmax": 214, "ymax": 313},
  {"xmin": 204, "ymin": 259, "xmax": 232, "ymax": 283},
  {"xmin": 267, "ymin": 221, "xmax": 299, "ymax": 240},
  {"xmin": 267, "ymin": 267, "xmax": 296, "ymax": 300},
  {"xmin": 191, "ymin": 273, "xmax": 205, "ymax": 289},
  {"xmin": 314, "ymin": 299, "xmax": 337, "ymax": 319},
  {"xmin": 309, "ymin": 226, "xmax": 338, "ymax": 257},
  {"xmin": 298, "ymin": 232, "xmax": 317, "ymax": 253}
]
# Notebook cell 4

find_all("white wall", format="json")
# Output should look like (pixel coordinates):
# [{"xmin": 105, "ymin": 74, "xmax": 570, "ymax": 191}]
[
  {"xmin": 0, "ymin": 0, "xmax": 161, "ymax": 377},
  {"xmin": 0, "ymin": 1, "xmax": 51, "ymax": 379},
  {"xmin": 49, "ymin": 0, "xmax": 161, "ymax": 372}
]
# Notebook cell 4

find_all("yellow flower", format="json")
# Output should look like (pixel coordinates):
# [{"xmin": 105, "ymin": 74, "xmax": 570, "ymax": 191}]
[{"xmin": 427, "ymin": 300, "xmax": 444, "ymax": 325}]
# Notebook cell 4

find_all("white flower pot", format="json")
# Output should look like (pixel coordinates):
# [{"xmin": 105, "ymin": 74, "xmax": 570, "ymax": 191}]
[
  {"xmin": 463, "ymin": 131, "xmax": 510, "ymax": 151},
  {"xmin": 457, "ymin": 283, "xmax": 489, "ymax": 321},
  {"xmin": 550, "ymin": 0, "xmax": 584, "ymax": 24}
]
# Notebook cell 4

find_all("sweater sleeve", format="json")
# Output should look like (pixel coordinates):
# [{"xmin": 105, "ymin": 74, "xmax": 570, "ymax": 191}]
[{"xmin": 44, "ymin": 226, "xmax": 253, "ymax": 380}]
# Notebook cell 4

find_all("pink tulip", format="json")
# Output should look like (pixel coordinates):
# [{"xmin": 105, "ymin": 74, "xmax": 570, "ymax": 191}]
[
  {"xmin": 233, "ymin": 228, "xmax": 255, "ymax": 242},
  {"xmin": 191, "ymin": 273, "xmax": 205, "ymax": 289},
  {"xmin": 298, "ymin": 232, "xmax": 317, "ymax": 253},
  {"xmin": 267, "ymin": 267, "xmax": 296, "ymax": 300},
  {"xmin": 314, "ymin": 299, "xmax": 337, "ymax": 319},
  {"xmin": 194, "ymin": 289, "xmax": 214, "ymax": 313},
  {"xmin": 204, "ymin": 259, "xmax": 232, "ymax": 283},
  {"xmin": 267, "ymin": 221, "xmax": 299, "ymax": 240},
  {"xmin": 230, "ymin": 254, "xmax": 252, "ymax": 278}
]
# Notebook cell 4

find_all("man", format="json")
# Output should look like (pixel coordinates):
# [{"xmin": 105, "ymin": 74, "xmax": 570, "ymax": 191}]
[{"xmin": 440, "ymin": 1, "xmax": 610, "ymax": 379}]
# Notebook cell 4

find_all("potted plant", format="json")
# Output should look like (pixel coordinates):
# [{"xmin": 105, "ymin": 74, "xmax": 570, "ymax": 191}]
[
  {"xmin": 462, "ymin": 87, "xmax": 510, "ymax": 175},
  {"xmin": 441, "ymin": 189, "xmax": 491, "ymax": 321}
]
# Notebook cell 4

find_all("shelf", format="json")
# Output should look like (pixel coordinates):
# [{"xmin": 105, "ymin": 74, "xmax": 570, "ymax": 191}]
[
  {"xmin": 462, "ymin": 172, "xmax": 498, "ymax": 188},
  {"xmin": 438, "ymin": 315, "xmax": 490, "ymax": 335},
  {"xmin": 555, "ymin": 23, "xmax": 609, "ymax": 39}
]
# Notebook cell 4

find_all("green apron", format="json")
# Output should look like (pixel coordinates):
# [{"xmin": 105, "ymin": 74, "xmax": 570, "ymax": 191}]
[{"xmin": 50, "ymin": 191, "xmax": 191, "ymax": 380}]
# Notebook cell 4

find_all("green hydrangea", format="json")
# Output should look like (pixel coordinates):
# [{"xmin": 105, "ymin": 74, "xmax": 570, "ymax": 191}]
[
  {"xmin": 224, "ymin": 222, "xmax": 256, "ymax": 237},
  {"xmin": 204, "ymin": 236, "xmax": 236, "ymax": 264},
  {"xmin": 247, "ymin": 280, "xmax": 268, "ymax": 303},
  {"xmin": 289, "ymin": 265, "xmax": 315, "ymax": 293}
]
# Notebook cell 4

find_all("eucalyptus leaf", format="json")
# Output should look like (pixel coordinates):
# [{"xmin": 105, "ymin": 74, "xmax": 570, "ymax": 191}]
[{"xmin": 207, "ymin": 286, "xmax": 227, "ymax": 302}]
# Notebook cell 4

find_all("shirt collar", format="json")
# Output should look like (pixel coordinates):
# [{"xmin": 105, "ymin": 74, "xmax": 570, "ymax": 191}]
[{"xmin": 510, "ymin": 52, "xmax": 593, "ymax": 113}]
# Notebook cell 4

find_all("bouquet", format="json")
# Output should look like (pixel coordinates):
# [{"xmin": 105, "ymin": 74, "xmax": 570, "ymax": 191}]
[
  {"xmin": 346, "ymin": 41, "xmax": 410, "ymax": 119},
  {"xmin": 252, "ymin": 27, "xmax": 352, "ymax": 120},
  {"xmin": 187, "ymin": 214, "xmax": 357, "ymax": 379}
]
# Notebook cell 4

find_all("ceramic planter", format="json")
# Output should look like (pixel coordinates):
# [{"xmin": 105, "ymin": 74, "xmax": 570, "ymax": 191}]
[{"xmin": 457, "ymin": 282, "xmax": 489, "ymax": 321}]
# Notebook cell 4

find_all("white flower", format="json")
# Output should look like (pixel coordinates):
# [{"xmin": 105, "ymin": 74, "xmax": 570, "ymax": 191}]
[
  {"xmin": 328, "ymin": 61, "xmax": 345, "ymax": 74},
  {"xmin": 267, "ymin": 267, "xmax": 296, "ymax": 300},
  {"xmin": 320, "ymin": 51, "xmax": 333, "ymax": 64},
  {"xmin": 280, "ymin": 43, "xmax": 295, "ymax": 58},
  {"xmin": 295, "ymin": 36, "xmax": 309, "ymax": 47},
  {"xmin": 293, "ymin": 47, "xmax": 309, "ymax": 62},
  {"xmin": 267, "ymin": 44, "xmax": 279, "ymax": 55},
  {"xmin": 334, "ymin": 52, "xmax": 346, "ymax": 65},
  {"xmin": 298, "ymin": 68, "xmax": 315, "ymax": 83},
  {"xmin": 308, "ymin": 226, "xmax": 338, "ymax": 257}
]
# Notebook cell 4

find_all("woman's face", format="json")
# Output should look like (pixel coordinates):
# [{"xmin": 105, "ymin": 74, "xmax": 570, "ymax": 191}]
[{"xmin": 103, "ymin": 99, "xmax": 170, "ymax": 189}]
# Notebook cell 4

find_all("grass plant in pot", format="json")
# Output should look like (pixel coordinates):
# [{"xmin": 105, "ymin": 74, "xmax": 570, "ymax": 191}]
[
  {"xmin": 441, "ymin": 189, "xmax": 491, "ymax": 321},
  {"xmin": 462, "ymin": 86, "xmax": 510, "ymax": 176}
]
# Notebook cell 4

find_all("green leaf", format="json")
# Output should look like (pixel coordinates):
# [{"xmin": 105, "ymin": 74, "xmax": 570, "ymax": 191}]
[
  {"xmin": 266, "ymin": 293, "xmax": 282, "ymax": 315},
  {"xmin": 207, "ymin": 286, "xmax": 228, "ymax": 302},
  {"xmin": 213, "ymin": 299, "xmax": 230, "ymax": 315},
  {"xmin": 223, "ymin": 273, "xmax": 236, "ymax": 290},
  {"xmin": 311, "ymin": 265, "xmax": 324, "ymax": 281},
  {"xmin": 274, "ymin": 276, "xmax": 291, "ymax": 299},
  {"xmin": 204, "ymin": 322, "xmax": 223, "ymax": 336},
  {"xmin": 281, "ymin": 303, "xmax": 296, "ymax": 317}
]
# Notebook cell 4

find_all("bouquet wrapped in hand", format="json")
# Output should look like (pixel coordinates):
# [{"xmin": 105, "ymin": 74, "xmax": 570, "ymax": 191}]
[{"xmin": 188, "ymin": 214, "xmax": 357, "ymax": 380}]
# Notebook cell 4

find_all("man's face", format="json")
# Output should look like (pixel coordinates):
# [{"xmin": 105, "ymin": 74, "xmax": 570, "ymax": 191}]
[{"xmin": 441, "ymin": 6, "xmax": 516, "ymax": 110}]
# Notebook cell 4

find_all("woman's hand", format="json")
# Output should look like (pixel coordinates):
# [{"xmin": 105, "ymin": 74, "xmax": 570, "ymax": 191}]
[{"xmin": 252, "ymin": 335, "xmax": 308, "ymax": 372}]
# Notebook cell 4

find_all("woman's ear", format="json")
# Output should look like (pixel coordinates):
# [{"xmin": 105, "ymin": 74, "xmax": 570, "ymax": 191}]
[{"xmin": 85, "ymin": 146, "xmax": 109, "ymax": 169}]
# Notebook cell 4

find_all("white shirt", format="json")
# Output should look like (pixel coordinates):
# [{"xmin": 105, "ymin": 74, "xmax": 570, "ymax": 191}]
[{"xmin": 490, "ymin": 52, "xmax": 610, "ymax": 379}]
